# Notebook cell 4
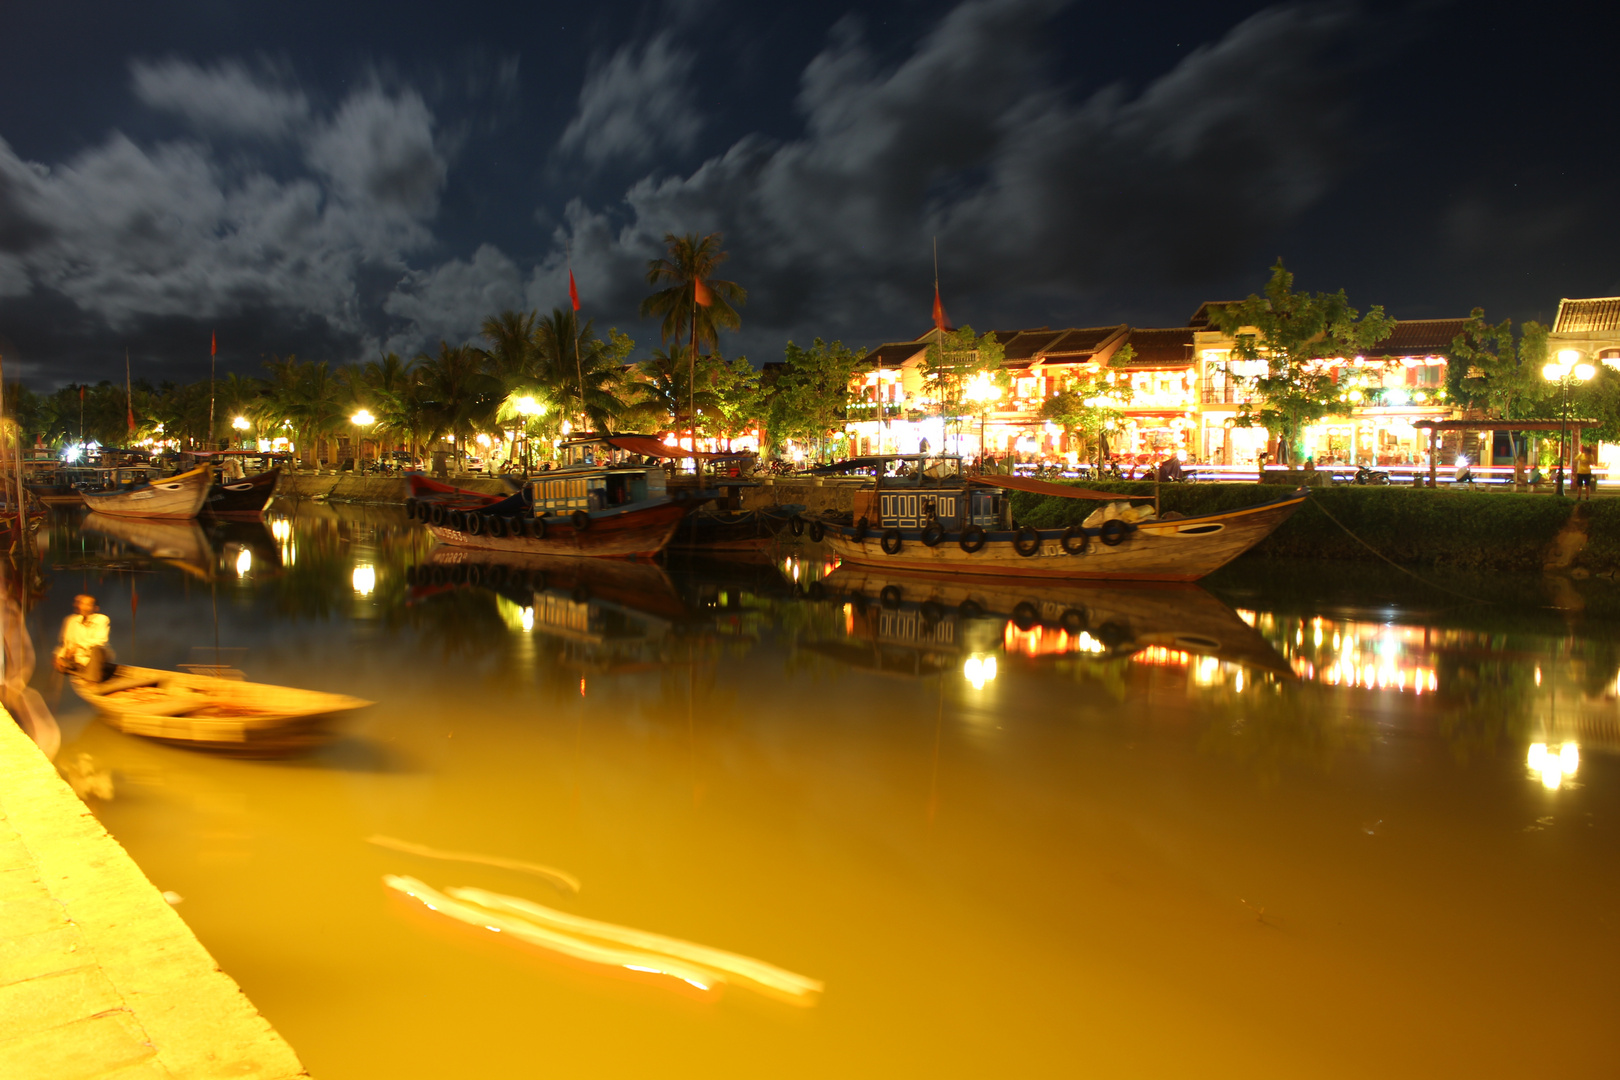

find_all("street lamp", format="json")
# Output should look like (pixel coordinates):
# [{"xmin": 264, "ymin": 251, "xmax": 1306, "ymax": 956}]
[
  {"xmin": 231, "ymin": 415, "xmax": 251, "ymax": 451},
  {"xmin": 514, "ymin": 395, "xmax": 543, "ymax": 476},
  {"xmin": 1541, "ymin": 350, "xmax": 1595, "ymax": 497},
  {"xmin": 351, "ymin": 409, "xmax": 376, "ymax": 474},
  {"xmin": 964, "ymin": 372, "xmax": 1001, "ymax": 472}
]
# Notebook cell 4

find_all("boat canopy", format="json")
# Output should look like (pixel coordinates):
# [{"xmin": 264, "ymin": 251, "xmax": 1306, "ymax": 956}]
[
  {"xmin": 967, "ymin": 474, "xmax": 1143, "ymax": 501},
  {"xmin": 574, "ymin": 434, "xmax": 755, "ymax": 462}
]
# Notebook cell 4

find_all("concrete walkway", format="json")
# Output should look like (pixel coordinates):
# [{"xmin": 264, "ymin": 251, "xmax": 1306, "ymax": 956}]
[{"xmin": 0, "ymin": 716, "xmax": 310, "ymax": 1080}]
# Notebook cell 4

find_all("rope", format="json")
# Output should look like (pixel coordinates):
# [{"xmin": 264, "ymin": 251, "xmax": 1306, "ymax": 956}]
[{"xmin": 1305, "ymin": 496, "xmax": 1502, "ymax": 606}]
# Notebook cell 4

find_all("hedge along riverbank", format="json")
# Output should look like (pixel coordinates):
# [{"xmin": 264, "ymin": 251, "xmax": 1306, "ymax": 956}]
[{"xmin": 1006, "ymin": 482, "xmax": 1583, "ymax": 572}]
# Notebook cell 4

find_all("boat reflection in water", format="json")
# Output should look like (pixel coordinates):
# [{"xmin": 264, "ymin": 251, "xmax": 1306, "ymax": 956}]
[
  {"xmin": 809, "ymin": 565, "xmax": 1291, "ymax": 683},
  {"xmin": 80, "ymin": 512, "xmax": 216, "ymax": 580},
  {"xmin": 407, "ymin": 549, "xmax": 688, "ymax": 671}
]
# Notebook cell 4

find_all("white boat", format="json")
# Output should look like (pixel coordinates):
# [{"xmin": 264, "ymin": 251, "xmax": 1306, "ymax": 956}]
[{"xmin": 80, "ymin": 465, "xmax": 210, "ymax": 519}]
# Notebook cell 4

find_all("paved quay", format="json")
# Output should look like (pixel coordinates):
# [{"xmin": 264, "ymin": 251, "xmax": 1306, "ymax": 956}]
[{"xmin": 0, "ymin": 715, "xmax": 310, "ymax": 1080}]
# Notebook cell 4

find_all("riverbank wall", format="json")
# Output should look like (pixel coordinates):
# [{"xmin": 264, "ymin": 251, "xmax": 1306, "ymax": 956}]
[
  {"xmin": 0, "ymin": 717, "xmax": 310, "ymax": 1080},
  {"xmin": 273, "ymin": 472, "xmax": 512, "ymax": 505}
]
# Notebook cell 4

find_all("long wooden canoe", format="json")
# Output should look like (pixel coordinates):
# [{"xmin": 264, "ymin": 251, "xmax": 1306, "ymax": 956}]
[
  {"xmin": 205, "ymin": 467, "xmax": 281, "ymax": 518},
  {"xmin": 71, "ymin": 665, "xmax": 372, "ymax": 752},
  {"xmin": 80, "ymin": 465, "xmax": 211, "ymax": 520}
]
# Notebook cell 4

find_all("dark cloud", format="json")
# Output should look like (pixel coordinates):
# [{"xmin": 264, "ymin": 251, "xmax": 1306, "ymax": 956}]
[{"xmin": 0, "ymin": 0, "xmax": 1366, "ymax": 384}]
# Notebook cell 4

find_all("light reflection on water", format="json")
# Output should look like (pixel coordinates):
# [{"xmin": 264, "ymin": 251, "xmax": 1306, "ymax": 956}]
[{"xmin": 28, "ymin": 506, "xmax": 1620, "ymax": 1078}]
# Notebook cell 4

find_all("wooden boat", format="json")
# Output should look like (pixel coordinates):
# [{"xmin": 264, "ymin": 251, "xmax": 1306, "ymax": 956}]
[
  {"xmin": 812, "ymin": 566, "xmax": 1292, "ymax": 677},
  {"xmin": 409, "ymin": 464, "xmax": 706, "ymax": 559},
  {"xmin": 667, "ymin": 505, "xmax": 801, "ymax": 554},
  {"xmin": 406, "ymin": 473, "xmax": 520, "ymax": 512},
  {"xmin": 80, "ymin": 464, "xmax": 210, "ymax": 519},
  {"xmin": 70, "ymin": 665, "xmax": 372, "ymax": 752},
  {"xmin": 205, "ymin": 467, "xmax": 281, "ymax": 518},
  {"xmin": 810, "ymin": 463, "xmax": 1304, "ymax": 583}
]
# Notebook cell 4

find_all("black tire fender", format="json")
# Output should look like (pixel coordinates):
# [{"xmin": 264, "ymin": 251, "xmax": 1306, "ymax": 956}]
[
  {"xmin": 880, "ymin": 528, "xmax": 903, "ymax": 555},
  {"xmin": 1013, "ymin": 525, "xmax": 1042, "ymax": 557},
  {"xmin": 465, "ymin": 513, "xmax": 484, "ymax": 536},
  {"xmin": 959, "ymin": 524, "xmax": 987, "ymax": 554},
  {"xmin": 921, "ymin": 522, "xmax": 945, "ymax": 548},
  {"xmin": 852, "ymin": 516, "xmax": 870, "ymax": 542},
  {"xmin": 1060, "ymin": 525, "xmax": 1088, "ymax": 555},
  {"xmin": 1060, "ymin": 607, "xmax": 1088, "ymax": 635},
  {"xmin": 1012, "ymin": 600, "xmax": 1040, "ymax": 630},
  {"xmin": 430, "ymin": 503, "xmax": 446, "ymax": 526},
  {"xmin": 789, "ymin": 514, "xmax": 806, "ymax": 537},
  {"xmin": 808, "ymin": 519, "xmax": 825, "ymax": 543},
  {"xmin": 1099, "ymin": 519, "xmax": 1130, "ymax": 547},
  {"xmin": 572, "ymin": 509, "xmax": 592, "ymax": 531}
]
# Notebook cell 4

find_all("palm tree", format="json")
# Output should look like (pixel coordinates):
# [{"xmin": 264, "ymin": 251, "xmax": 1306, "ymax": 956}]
[
  {"xmin": 260, "ymin": 355, "xmax": 350, "ymax": 469},
  {"xmin": 358, "ymin": 352, "xmax": 419, "ymax": 461},
  {"xmin": 633, "ymin": 344, "xmax": 721, "ymax": 435},
  {"xmin": 533, "ymin": 308, "xmax": 629, "ymax": 435},
  {"xmin": 640, "ymin": 232, "xmax": 747, "ymax": 353},
  {"xmin": 414, "ymin": 342, "xmax": 502, "ymax": 474}
]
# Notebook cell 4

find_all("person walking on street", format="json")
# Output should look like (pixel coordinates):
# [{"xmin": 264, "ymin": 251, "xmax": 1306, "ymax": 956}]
[{"xmin": 1576, "ymin": 446, "xmax": 1595, "ymax": 501}]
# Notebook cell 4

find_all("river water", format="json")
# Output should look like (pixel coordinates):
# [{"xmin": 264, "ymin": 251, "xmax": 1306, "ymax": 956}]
[{"xmin": 25, "ymin": 504, "xmax": 1620, "ymax": 1078}]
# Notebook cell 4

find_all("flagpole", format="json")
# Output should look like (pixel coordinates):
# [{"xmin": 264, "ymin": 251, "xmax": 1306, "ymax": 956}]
[
  {"xmin": 208, "ymin": 332, "xmax": 216, "ymax": 453},
  {"xmin": 125, "ymin": 348, "xmax": 133, "ymax": 448},
  {"xmin": 567, "ymin": 255, "xmax": 587, "ymax": 446}
]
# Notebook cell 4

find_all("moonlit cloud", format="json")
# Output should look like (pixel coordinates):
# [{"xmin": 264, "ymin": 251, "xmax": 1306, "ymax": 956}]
[
  {"xmin": 557, "ymin": 33, "xmax": 703, "ymax": 168},
  {"xmin": 131, "ymin": 57, "xmax": 310, "ymax": 138}
]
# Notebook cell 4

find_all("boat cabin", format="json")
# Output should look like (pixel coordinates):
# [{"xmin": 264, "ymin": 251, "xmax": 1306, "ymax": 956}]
[
  {"xmin": 529, "ymin": 466, "xmax": 667, "ymax": 515},
  {"xmin": 817, "ymin": 454, "xmax": 1011, "ymax": 531}
]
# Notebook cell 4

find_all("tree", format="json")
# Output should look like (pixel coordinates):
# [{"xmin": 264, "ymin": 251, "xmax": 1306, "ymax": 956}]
[
  {"xmin": 414, "ymin": 342, "xmax": 502, "ymax": 472},
  {"xmin": 768, "ymin": 339, "xmax": 863, "ymax": 461},
  {"xmin": 1038, "ymin": 345, "xmax": 1135, "ymax": 466},
  {"xmin": 640, "ymin": 232, "xmax": 747, "ymax": 353},
  {"xmin": 533, "ymin": 309, "xmax": 633, "ymax": 435},
  {"xmin": 1211, "ymin": 261, "xmax": 1394, "ymax": 463},
  {"xmin": 921, "ymin": 326, "xmax": 1007, "ymax": 451}
]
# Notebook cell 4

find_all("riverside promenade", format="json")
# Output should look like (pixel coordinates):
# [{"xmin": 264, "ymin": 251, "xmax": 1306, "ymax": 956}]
[{"xmin": 0, "ymin": 716, "xmax": 309, "ymax": 1079}]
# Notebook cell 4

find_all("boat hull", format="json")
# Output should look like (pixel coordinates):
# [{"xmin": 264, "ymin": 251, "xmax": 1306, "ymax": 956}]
[
  {"xmin": 820, "ymin": 494, "xmax": 1305, "ymax": 582},
  {"xmin": 205, "ymin": 467, "xmax": 280, "ymax": 518},
  {"xmin": 81, "ymin": 466, "xmax": 210, "ymax": 520},
  {"xmin": 71, "ymin": 664, "xmax": 372, "ymax": 754},
  {"xmin": 667, "ymin": 507, "xmax": 795, "ymax": 553},
  {"xmin": 428, "ymin": 501, "xmax": 687, "ymax": 559}
]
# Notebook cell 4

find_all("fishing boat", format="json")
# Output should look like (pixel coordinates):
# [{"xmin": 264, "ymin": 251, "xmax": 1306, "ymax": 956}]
[
  {"xmin": 70, "ymin": 665, "xmax": 372, "ymax": 753},
  {"xmin": 80, "ymin": 464, "xmax": 211, "ymax": 520},
  {"xmin": 807, "ymin": 457, "xmax": 1305, "ymax": 583},
  {"xmin": 667, "ymin": 505, "xmax": 803, "ymax": 554},
  {"xmin": 407, "ymin": 457, "xmax": 707, "ymax": 559},
  {"xmin": 205, "ymin": 466, "xmax": 281, "ymax": 518}
]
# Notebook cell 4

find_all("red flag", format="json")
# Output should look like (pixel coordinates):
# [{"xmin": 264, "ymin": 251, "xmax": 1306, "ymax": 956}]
[
  {"xmin": 211, "ymin": 331, "xmax": 217, "ymax": 356},
  {"xmin": 568, "ymin": 270, "xmax": 580, "ymax": 312},
  {"xmin": 932, "ymin": 285, "xmax": 950, "ymax": 332},
  {"xmin": 693, "ymin": 278, "xmax": 713, "ymax": 307}
]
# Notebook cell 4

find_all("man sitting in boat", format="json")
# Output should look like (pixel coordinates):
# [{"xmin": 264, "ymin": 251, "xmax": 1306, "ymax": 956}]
[{"xmin": 53, "ymin": 594, "xmax": 115, "ymax": 682}]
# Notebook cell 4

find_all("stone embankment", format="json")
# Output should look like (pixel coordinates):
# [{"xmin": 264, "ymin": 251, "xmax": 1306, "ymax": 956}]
[
  {"xmin": 0, "ymin": 717, "xmax": 310, "ymax": 1080},
  {"xmin": 273, "ymin": 472, "xmax": 512, "ymax": 505}
]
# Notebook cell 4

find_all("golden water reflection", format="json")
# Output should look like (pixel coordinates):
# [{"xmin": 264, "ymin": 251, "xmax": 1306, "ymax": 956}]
[{"xmin": 33, "ymin": 509, "xmax": 1620, "ymax": 1078}]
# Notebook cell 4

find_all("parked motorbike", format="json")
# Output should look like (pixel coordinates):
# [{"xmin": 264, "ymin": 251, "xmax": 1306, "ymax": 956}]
[{"xmin": 1354, "ymin": 464, "xmax": 1390, "ymax": 485}]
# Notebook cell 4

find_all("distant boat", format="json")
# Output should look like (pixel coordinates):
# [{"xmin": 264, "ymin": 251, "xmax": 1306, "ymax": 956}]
[
  {"xmin": 71, "ymin": 665, "xmax": 372, "ymax": 754},
  {"xmin": 80, "ymin": 465, "xmax": 210, "ymax": 520},
  {"xmin": 667, "ymin": 506, "xmax": 802, "ymax": 554},
  {"xmin": 205, "ymin": 467, "xmax": 281, "ymax": 518}
]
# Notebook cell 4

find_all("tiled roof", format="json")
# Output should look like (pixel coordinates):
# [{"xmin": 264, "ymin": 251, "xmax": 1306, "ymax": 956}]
[
  {"xmin": 1187, "ymin": 301, "xmax": 1246, "ymax": 328},
  {"xmin": 1045, "ymin": 326, "xmax": 1124, "ymax": 355},
  {"xmin": 1371, "ymin": 318, "xmax": 1467, "ymax": 357},
  {"xmin": 1554, "ymin": 297, "xmax": 1620, "ymax": 334},
  {"xmin": 858, "ymin": 342, "xmax": 926, "ymax": 368},
  {"xmin": 997, "ymin": 329, "xmax": 1065, "ymax": 361},
  {"xmin": 1119, "ymin": 327, "xmax": 1195, "ymax": 367}
]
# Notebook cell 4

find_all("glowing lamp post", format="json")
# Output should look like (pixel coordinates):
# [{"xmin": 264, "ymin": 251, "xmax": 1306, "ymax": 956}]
[
  {"xmin": 351, "ymin": 409, "xmax": 376, "ymax": 474},
  {"xmin": 1541, "ymin": 351, "xmax": 1594, "ymax": 497},
  {"xmin": 231, "ymin": 415, "xmax": 251, "ymax": 450},
  {"xmin": 964, "ymin": 373, "xmax": 1002, "ymax": 471},
  {"xmin": 514, "ymin": 395, "xmax": 542, "ymax": 476}
]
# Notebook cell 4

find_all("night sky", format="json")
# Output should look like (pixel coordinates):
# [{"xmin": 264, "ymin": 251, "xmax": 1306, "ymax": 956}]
[{"xmin": 1, "ymin": 0, "xmax": 1615, "ymax": 387}]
